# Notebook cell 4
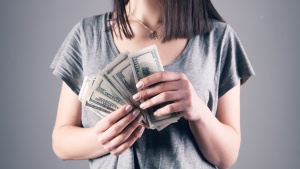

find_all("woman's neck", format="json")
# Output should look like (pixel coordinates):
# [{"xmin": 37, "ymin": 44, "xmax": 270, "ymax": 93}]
[{"xmin": 126, "ymin": 0, "xmax": 162, "ymax": 28}]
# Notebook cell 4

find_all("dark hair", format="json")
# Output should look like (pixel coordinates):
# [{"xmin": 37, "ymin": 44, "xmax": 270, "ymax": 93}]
[{"xmin": 112, "ymin": 0, "xmax": 224, "ymax": 42}]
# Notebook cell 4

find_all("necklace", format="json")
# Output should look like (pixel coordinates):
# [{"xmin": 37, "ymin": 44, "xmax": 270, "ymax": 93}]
[{"xmin": 130, "ymin": 13, "xmax": 162, "ymax": 40}]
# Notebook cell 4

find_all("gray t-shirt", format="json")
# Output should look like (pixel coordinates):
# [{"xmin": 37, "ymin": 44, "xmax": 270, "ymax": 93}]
[{"xmin": 51, "ymin": 12, "xmax": 255, "ymax": 169}]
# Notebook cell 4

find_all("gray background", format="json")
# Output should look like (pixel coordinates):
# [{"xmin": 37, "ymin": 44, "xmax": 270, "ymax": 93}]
[{"xmin": 0, "ymin": 0, "xmax": 299, "ymax": 168}]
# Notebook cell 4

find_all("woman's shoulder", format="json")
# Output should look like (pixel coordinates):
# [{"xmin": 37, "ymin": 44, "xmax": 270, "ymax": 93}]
[
  {"xmin": 74, "ymin": 12, "xmax": 111, "ymax": 31},
  {"xmin": 209, "ymin": 19, "xmax": 239, "ymax": 39},
  {"xmin": 210, "ymin": 19, "xmax": 228, "ymax": 29},
  {"xmin": 192, "ymin": 19, "xmax": 238, "ymax": 45}
]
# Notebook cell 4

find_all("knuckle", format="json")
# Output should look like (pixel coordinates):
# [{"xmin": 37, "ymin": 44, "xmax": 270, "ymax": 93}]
[
  {"xmin": 162, "ymin": 93, "xmax": 170, "ymax": 100},
  {"xmin": 126, "ymin": 113, "xmax": 136, "ymax": 122},
  {"xmin": 98, "ymin": 136, "xmax": 107, "ymax": 145},
  {"xmin": 121, "ymin": 114, "xmax": 135, "ymax": 127},
  {"xmin": 167, "ymin": 92, "xmax": 173, "ymax": 100},
  {"xmin": 187, "ymin": 83, "xmax": 193, "ymax": 90},
  {"xmin": 115, "ymin": 151, "xmax": 122, "ymax": 156},
  {"xmin": 155, "ymin": 109, "xmax": 162, "ymax": 115},
  {"xmin": 156, "ymin": 108, "xmax": 164, "ymax": 116},
  {"xmin": 122, "ymin": 142, "xmax": 130, "ymax": 150},
  {"xmin": 185, "ymin": 91, "xmax": 192, "ymax": 98},
  {"xmin": 178, "ymin": 72, "xmax": 187, "ymax": 79},
  {"xmin": 185, "ymin": 100, "xmax": 192, "ymax": 108},
  {"xmin": 142, "ymin": 77, "xmax": 149, "ymax": 86},
  {"xmin": 158, "ymin": 82, "xmax": 166, "ymax": 91},
  {"xmin": 145, "ymin": 99, "xmax": 151, "ymax": 107},
  {"xmin": 119, "ymin": 133, "xmax": 128, "ymax": 142},
  {"xmin": 105, "ymin": 146, "xmax": 113, "ymax": 152},
  {"xmin": 104, "ymin": 145, "xmax": 112, "ymax": 152},
  {"xmin": 141, "ymin": 90, "xmax": 148, "ymax": 98},
  {"xmin": 158, "ymin": 72, "xmax": 165, "ymax": 79},
  {"xmin": 118, "ymin": 134, "xmax": 126, "ymax": 142},
  {"xmin": 182, "ymin": 80, "xmax": 190, "ymax": 88},
  {"xmin": 113, "ymin": 128, "xmax": 122, "ymax": 135},
  {"xmin": 124, "ymin": 115, "xmax": 133, "ymax": 124},
  {"xmin": 167, "ymin": 105, "xmax": 174, "ymax": 113},
  {"xmin": 111, "ymin": 150, "xmax": 119, "ymax": 156},
  {"xmin": 94, "ymin": 126, "xmax": 101, "ymax": 134},
  {"xmin": 98, "ymin": 137, "xmax": 104, "ymax": 144},
  {"xmin": 105, "ymin": 117, "xmax": 114, "ymax": 126},
  {"xmin": 111, "ymin": 125, "xmax": 121, "ymax": 134},
  {"xmin": 119, "ymin": 107, "xmax": 128, "ymax": 116}
]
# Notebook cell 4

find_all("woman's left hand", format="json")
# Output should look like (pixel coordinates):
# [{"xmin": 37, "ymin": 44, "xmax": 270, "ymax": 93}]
[{"xmin": 132, "ymin": 71, "xmax": 205, "ymax": 122}]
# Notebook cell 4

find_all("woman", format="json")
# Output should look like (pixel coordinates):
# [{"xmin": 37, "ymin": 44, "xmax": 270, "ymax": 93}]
[{"xmin": 51, "ymin": 0, "xmax": 255, "ymax": 168}]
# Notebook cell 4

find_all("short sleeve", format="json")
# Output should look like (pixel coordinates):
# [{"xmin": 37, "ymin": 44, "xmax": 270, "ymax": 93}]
[
  {"xmin": 218, "ymin": 25, "xmax": 255, "ymax": 97},
  {"xmin": 50, "ymin": 22, "xmax": 84, "ymax": 95}
]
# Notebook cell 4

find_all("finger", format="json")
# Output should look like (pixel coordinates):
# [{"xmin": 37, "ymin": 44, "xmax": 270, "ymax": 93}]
[
  {"xmin": 95, "ymin": 105, "xmax": 133, "ymax": 133},
  {"xmin": 153, "ymin": 102, "xmax": 186, "ymax": 117},
  {"xmin": 98, "ymin": 109, "xmax": 140, "ymax": 144},
  {"xmin": 139, "ymin": 91, "xmax": 184, "ymax": 110},
  {"xmin": 136, "ymin": 71, "xmax": 187, "ymax": 89},
  {"xmin": 110, "ymin": 125, "xmax": 144, "ymax": 156},
  {"xmin": 103, "ymin": 115, "xmax": 143, "ymax": 152},
  {"xmin": 133, "ymin": 81, "xmax": 182, "ymax": 101}
]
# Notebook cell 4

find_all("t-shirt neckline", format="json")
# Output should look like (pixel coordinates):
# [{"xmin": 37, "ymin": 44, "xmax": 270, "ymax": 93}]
[{"xmin": 104, "ymin": 12, "xmax": 194, "ymax": 68}]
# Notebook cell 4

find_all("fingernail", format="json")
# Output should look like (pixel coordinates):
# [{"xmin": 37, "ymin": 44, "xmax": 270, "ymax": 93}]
[
  {"xmin": 125, "ymin": 105, "xmax": 133, "ymax": 113},
  {"xmin": 138, "ymin": 115, "xmax": 144, "ymax": 123},
  {"xmin": 139, "ymin": 102, "xmax": 146, "ymax": 109},
  {"xmin": 136, "ymin": 81, "xmax": 144, "ymax": 89},
  {"xmin": 139, "ymin": 125, "xmax": 144, "ymax": 132},
  {"xmin": 132, "ymin": 93, "xmax": 141, "ymax": 100},
  {"xmin": 153, "ymin": 111, "xmax": 159, "ymax": 117},
  {"xmin": 132, "ymin": 109, "xmax": 140, "ymax": 116}
]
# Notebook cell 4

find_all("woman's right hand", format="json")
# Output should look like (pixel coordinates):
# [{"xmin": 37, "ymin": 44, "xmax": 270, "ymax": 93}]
[{"xmin": 94, "ymin": 105, "xmax": 144, "ymax": 156}]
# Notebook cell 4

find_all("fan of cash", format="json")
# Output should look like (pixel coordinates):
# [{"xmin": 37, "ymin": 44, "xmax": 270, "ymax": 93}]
[{"xmin": 78, "ymin": 45, "xmax": 182, "ymax": 131}]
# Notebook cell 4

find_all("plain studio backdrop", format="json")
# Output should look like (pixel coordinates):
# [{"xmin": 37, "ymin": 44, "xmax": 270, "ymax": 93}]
[{"xmin": 0, "ymin": 0, "xmax": 299, "ymax": 168}]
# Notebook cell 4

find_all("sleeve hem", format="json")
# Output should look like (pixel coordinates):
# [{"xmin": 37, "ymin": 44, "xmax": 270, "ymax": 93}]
[
  {"xmin": 52, "ymin": 69, "xmax": 80, "ymax": 95},
  {"xmin": 218, "ymin": 74, "xmax": 254, "ymax": 98}
]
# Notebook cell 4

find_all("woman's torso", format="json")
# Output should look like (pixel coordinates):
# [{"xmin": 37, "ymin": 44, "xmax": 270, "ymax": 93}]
[{"xmin": 79, "ymin": 12, "xmax": 228, "ymax": 169}]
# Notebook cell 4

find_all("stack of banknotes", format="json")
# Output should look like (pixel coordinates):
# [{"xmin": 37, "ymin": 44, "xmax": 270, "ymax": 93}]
[{"xmin": 78, "ymin": 45, "xmax": 182, "ymax": 131}]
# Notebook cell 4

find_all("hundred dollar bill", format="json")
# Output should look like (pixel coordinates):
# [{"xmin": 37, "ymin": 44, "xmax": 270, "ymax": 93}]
[
  {"xmin": 88, "ymin": 90, "xmax": 120, "ymax": 112},
  {"xmin": 128, "ymin": 45, "xmax": 181, "ymax": 128},
  {"xmin": 85, "ymin": 52, "xmax": 128, "ymax": 100},
  {"xmin": 79, "ymin": 76, "xmax": 95, "ymax": 103},
  {"xmin": 78, "ymin": 46, "xmax": 182, "ymax": 130},
  {"xmin": 86, "ymin": 76, "xmax": 127, "ymax": 116},
  {"xmin": 103, "ymin": 52, "xmax": 129, "ymax": 75},
  {"xmin": 79, "ymin": 76, "xmax": 109, "ymax": 118},
  {"xmin": 111, "ymin": 61, "xmax": 137, "ymax": 96},
  {"xmin": 85, "ymin": 100, "xmax": 108, "ymax": 118},
  {"xmin": 103, "ymin": 53, "xmax": 148, "ymax": 125},
  {"xmin": 128, "ymin": 45, "xmax": 164, "ymax": 81},
  {"xmin": 107, "ymin": 58, "xmax": 140, "ymax": 106},
  {"xmin": 92, "ymin": 76, "xmax": 126, "ymax": 105},
  {"xmin": 101, "ymin": 52, "xmax": 137, "ymax": 105}
]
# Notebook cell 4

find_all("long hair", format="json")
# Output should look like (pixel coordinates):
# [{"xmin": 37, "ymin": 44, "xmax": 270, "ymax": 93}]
[{"xmin": 112, "ymin": 0, "xmax": 224, "ymax": 42}]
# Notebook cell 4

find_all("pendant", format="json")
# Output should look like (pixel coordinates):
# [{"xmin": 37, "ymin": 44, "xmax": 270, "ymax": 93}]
[{"xmin": 149, "ymin": 31, "xmax": 158, "ymax": 40}]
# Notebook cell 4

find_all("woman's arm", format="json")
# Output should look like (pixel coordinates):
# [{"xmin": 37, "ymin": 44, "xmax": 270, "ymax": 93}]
[
  {"xmin": 189, "ymin": 83, "xmax": 241, "ymax": 169},
  {"xmin": 52, "ymin": 82, "xmax": 107, "ymax": 160},
  {"xmin": 52, "ymin": 82, "xmax": 144, "ymax": 160},
  {"xmin": 133, "ymin": 71, "xmax": 241, "ymax": 169}
]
